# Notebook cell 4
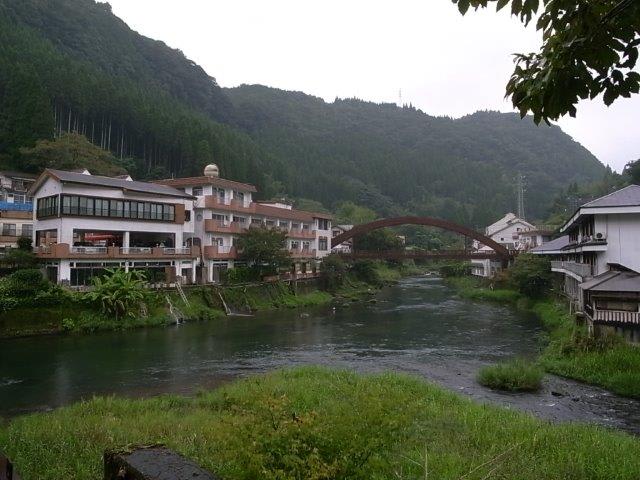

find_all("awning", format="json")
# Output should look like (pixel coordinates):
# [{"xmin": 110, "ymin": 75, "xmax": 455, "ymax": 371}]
[{"xmin": 580, "ymin": 271, "xmax": 640, "ymax": 293}]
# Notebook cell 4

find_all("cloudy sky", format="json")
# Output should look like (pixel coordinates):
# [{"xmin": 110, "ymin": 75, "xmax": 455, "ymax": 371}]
[{"xmin": 107, "ymin": 0, "xmax": 639, "ymax": 172}]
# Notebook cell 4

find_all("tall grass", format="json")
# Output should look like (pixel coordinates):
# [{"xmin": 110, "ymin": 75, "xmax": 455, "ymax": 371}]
[
  {"xmin": 2, "ymin": 367, "xmax": 640, "ymax": 479},
  {"xmin": 477, "ymin": 359, "xmax": 544, "ymax": 392}
]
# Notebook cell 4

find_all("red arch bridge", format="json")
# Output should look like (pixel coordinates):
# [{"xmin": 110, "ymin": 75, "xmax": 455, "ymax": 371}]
[{"xmin": 330, "ymin": 216, "xmax": 512, "ymax": 264}]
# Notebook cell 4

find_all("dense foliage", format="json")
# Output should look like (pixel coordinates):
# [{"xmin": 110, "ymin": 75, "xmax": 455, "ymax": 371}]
[
  {"xmin": 453, "ymin": 0, "xmax": 640, "ymax": 124},
  {"xmin": 227, "ymin": 86, "xmax": 605, "ymax": 224},
  {"xmin": 236, "ymin": 226, "xmax": 291, "ymax": 274},
  {"xmin": 85, "ymin": 268, "xmax": 147, "ymax": 320},
  {"xmin": 508, "ymin": 254, "xmax": 553, "ymax": 298},
  {"xmin": 0, "ymin": 0, "xmax": 608, "ymax": 226}
]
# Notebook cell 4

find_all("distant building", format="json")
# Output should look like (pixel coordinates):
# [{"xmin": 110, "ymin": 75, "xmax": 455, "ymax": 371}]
[
  {"xmin": 471, "ymin": 213, "xmax": 535, "ymax": 277},
  {"xmin": 155, "ymin": 166, "xmax": 332, "ymax": 283},
  {"xmin": 532, "ymin": 185, "xmax": 640, "ymax": 342},
  {"xmin": 0, "ymin": 171, "xmax": 37, "ymax": 251},
  {"xmin": 331, "ymin": 224, "xmax": 353, "ymax": 253}
]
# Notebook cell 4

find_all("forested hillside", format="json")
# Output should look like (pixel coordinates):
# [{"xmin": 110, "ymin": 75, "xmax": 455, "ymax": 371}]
[
  {"xmin": 0, "ymin": 0, "xmax": 608, "ymax": 226},
  {"xmin": 227, "ymin": 85, "xmax": 605, "ymax": 223}
]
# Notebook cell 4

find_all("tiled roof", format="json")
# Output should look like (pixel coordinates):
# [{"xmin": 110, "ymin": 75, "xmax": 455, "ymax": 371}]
[
  {"xmin": 581, "ymin": 270, "xmax": 640, "ymax": 292},
  {"xmin": 30, "ymin": 169, "xmax": 193, "ymax": 199},
  {"xmin": 582, "ymin": 185, "xmax": 640, "ymax": 208},
  {"xmin": 155, "ymin": 176, "xmax": 258, "ymax": 193},
  {"xmin": 254, "ymin": 203, "xmax": 332, "ymax": 221},
  {"xmin": 530, "ymin": 235, "xmax": 570, "ymax": 253}
]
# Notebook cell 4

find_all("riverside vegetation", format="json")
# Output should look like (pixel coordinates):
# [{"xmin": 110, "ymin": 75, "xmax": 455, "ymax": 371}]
[
  {"xmin": 0, "ymin": 256, "xmax": 418, "ymax": 338},
  {"xmin": 444, "ymin": 255, "xmax": 640, "ymax": 398},
  {"xmin": 2, "ymin": 367, "xmax": 640, "ymax": 480}
]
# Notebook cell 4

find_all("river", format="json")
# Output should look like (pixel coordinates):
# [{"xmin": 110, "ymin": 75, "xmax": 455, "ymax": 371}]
[{"xmin": 2, "ymin": 276, "xmax": 640, "ymax": 434}]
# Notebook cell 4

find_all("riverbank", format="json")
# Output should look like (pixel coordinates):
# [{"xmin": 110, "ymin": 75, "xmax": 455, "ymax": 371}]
[
  {"xmin": 0, "ymin": 260, "xmax": 420, "ymax": 339},
  {"xmin": 1, "ymin": 367, "xmax": 639, "ymax": 479},
  {"xmin": 447, "ymin": 276, "xmax": 640, "ymax": 399}
]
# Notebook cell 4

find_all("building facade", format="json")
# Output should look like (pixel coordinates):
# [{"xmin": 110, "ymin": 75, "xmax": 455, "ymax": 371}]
[
  {"xmin": 0, "ymin": 171, "xmax": 36, "ymax": 251},
  {"xmin": 156, "ymin": 167, "xmax": 332, "ymax": 283},
  {"xmin": 30, "ymin": 169, "xmax": 198, "ymax": 286},
  {"xmin": 471, "ymin": 213, "xmax": 535, "ymax": 277},
  {"xmin": 533, "ymin": 185, "xmax": 640, "ymax": 341}
]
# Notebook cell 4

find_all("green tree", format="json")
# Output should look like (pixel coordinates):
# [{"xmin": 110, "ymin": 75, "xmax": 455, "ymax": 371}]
[
  {"xmin": 236, "ymin": 226, "xmax": 291, "ymax": 274},
  {"xmin": 508, "ymin": 254, "xmax": 552, "ymax": 298},
  {"xmin": 85, "ymin": 268, "xmax": 147, "ymax": 320},
  {"xmin": 453, "ymin": 0, "xmax": 640, "ymax": 123},
  {"xmin": 354, "ymin": 229, "xmax": 404, "ymax": 252},
  {"xmin": 335, "ymin": 202, "xmax": 377, "ymax": 225},
  {"xmin": 624, "ymin": 159, "xmax": 640, "ymax": 184},
  {"xmin": 320, "ymin": 254, "xmax": 347, "ymax": 290},
  {"xmin": 19, "ymin": 133, "xmax": 128, "ymax": 175}
]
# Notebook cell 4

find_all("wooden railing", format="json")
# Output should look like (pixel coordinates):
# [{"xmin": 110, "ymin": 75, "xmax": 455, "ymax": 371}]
[{"xmin": 592, "ymin": 309, "xmax": 640, "ymax": 325}]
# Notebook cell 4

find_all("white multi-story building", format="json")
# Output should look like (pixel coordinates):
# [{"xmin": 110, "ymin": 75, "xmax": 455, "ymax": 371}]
[
  {"xmin": 30, "ymin": 169, "xmax": 198, "ymax": 286},
  {"xmin": 156, "ymin": 165, "xmax": 332, "ymax": 283},
  {"xmin": 534, "ymin": 185, "xmax": 640, "ymax": 341},
  {"xmin": 471, "ymin": 213, "xmax": 535, "ymax": 277}
]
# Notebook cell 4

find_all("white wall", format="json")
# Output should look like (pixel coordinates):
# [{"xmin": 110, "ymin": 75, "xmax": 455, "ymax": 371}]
[{"xmin": 594, "ymin": 213, "xmax": 640, "ymax": 274}]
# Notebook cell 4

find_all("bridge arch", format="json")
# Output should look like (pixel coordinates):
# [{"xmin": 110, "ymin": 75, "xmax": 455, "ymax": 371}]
[{"xmin": 331, "ymin": 216, "xmax": 510, "ymax": 259}]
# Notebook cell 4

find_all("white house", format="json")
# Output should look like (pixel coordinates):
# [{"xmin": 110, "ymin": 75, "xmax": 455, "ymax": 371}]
[
  {"xmin": 156, "ymin": 165, "xmax": 332, "ymax": 283},
  {"xmin": 471, "ymin": 213, "xmax": 535, "ymax": 277},
  {"xmin": 30, "ymin": 169, "xmax": 198, "ymax": 286},
  {"xmin": 533, "ymin": 185, "xmax": 640, "ymax": 341}
]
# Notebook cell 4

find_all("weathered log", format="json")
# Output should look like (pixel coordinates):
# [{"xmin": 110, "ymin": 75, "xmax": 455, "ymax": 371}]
[
  {"xmin": 0, "ymin": 452, "xmax": 19, "ymax": 480},
  {"xmin": 104, "ymin": 446, "xmax": 221, "ymax": 480}
]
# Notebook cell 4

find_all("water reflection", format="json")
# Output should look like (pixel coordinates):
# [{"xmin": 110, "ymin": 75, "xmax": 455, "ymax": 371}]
[{"xmin": 2, "ymin": 277, "xmax": 640, "ymax": 434}]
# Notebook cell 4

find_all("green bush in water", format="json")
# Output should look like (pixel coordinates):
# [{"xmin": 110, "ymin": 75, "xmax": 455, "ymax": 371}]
[{"xmin": 478, "ymin": 358, "xmax": 544, "ymax": 392}]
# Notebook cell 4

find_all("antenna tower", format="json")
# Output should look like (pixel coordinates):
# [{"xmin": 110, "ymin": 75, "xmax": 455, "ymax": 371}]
[{"xmin": 516, "ymin": 173, "xmax": 526, "ymax": 220}]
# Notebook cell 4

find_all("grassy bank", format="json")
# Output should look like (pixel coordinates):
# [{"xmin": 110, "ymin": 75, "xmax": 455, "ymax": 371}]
[
  {"xmin": 447, "ymin": 275, "xmax": 640, "ymax": 398},
  {"xmin": 2, "ymin": 367, "xmax": 640, "ymax": 480}
]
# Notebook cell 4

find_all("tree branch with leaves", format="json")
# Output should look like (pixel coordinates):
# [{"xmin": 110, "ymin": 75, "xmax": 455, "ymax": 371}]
[{"xmin": 452, "ymin": 0, "xmax": 640, "ymax": 123}]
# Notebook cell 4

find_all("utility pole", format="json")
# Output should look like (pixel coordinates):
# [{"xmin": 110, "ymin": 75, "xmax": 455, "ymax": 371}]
[{"xmin": 516, "ymin": 173, "xmax": 526, "ymax": 220}]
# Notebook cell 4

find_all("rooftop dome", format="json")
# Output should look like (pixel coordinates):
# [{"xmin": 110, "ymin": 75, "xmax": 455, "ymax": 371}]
[{"xmin": 204, "ymin": 164, "xmax": 219, "ymax": 178}]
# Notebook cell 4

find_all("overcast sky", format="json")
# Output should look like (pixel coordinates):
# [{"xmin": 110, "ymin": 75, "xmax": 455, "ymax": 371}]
[{"xmin": 107, "ymin": 0, "xmax": 639, "ymax": 172}]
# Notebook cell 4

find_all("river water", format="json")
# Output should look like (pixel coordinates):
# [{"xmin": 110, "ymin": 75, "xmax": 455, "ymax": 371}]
[{"xmin": 2, "ymin": 276, "xmax": 640, "ymax": 433}]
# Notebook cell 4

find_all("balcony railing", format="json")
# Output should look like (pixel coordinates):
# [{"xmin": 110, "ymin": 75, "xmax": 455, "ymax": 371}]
[
  {"xmin": 120, "ymin": 247, "xmax": 153, "ymax": 255},
  {"xmin": 204, "ymin": 219, "xmax": 246, "ymax": 234},
  {"xmin": 71, "ymin": 246, "xmax": 108, "ymax": 254},
  {"xmin": 163, "ymin": 247, "xmax": 191, "ymax": 255},
  {"xmin": 288, "ymin": 229, "xmax": 316, "ymax": 239},
  {"xmin": 551, "ymin": 260, "xmax": 593, "ymax": 278},
  {"xmin": 592, "ymin": 309, "xmax": 640, "ymax": 325},
  {"xmin": 203, "ymin": 245, "xmax": 237, "ymax": 259},
  {"xmin": 204, "ymin": 196, "xmax": 252, "ymax": 210},
  {"xmin": 290, "ymin": 248, "xmax": 316, "ymax": 258}
]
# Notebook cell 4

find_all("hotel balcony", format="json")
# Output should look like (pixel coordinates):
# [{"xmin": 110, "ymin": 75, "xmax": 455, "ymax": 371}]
[
  {"xmin": 289, "ymin": 248, "xmax": 316, "ymax": 259},
  {"xmin": 203, "ymin": 196, "xmax": 253, "ymax": 212},
  {"xmin": 204, "ymin": 219, "xmax": 247, "ymax": 234},
  {"xmin": 551, "ymin": 260, "xmax": 593, "ymax": 281},
  {"xmin": 586, "ymin": 304, "xmax": 640, "ymax": 325},
  {"xmin": 203, "ymin": 245, "xmax": 238, "ymax": 260},
  {"xmin": 287, "ymin": 229, "xmax": 316, "ymax": 239},
  {"xmin": 35, "ymin": 244, "xmax": 200, "ymax": 260}
]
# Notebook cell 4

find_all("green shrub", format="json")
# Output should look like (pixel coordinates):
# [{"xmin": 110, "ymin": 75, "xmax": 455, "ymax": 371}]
[
  {"xmin": 351, "ymin": 260, "xmax": 381, "ymax": 286},
  {"xmin": 477, "ymin": 358, "xmax": 544, "ymax": 392},
  {"xmin": 320, "ymin": 254, "xmax": 347, "ymax": 290},
  {"xmin": 85, "ymin": 268, "xmax": 147, "ymax": 320},
  {"xmin": 439, "ymin": 262, "xmax": 472, "ymax": 277},
  {"xmin": 5, "ymin": 268, "xmax": 49, "ymax": 295},
  {"xmin": 508, "ymin": 254, "xmax": 552, "ymax": 298}
]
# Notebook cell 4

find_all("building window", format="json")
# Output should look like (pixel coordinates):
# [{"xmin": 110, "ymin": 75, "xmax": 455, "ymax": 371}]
[
  {"xmin": 234, "ymin": 191, "xmax": 245, "ymax": 202},
  {"xmin": 235, "ymin": 216, "xmax": 246, "ymax": 224},
  {"xmin": 36, "ymin": 195, "xmax": 59, "ymax": 218},
  {"xmin": 185, "ymin": 210, "xmax": 191, "ymax": 222},
  {"xmin": 319, "ymin": 236, "xmax": 328, "ymax": 251},
  {"xmin": 318, "ymin": 219, "xmax": 330, "ymax": 230},
  {"xmin": 57, "ymin": 195, "xmax": 175, "ymax": 222},
  {"xmin": 2, "ymin": 224, "xmax": 16, "ymax": 236},
  {"xmin": 21, "ymin": 224, "xmax": 33, "ymax": 238},
  {"xmin": 302, "ymin": 241, "xmax": 311, "ymax": 251},
  {"xmin": 192, "ymin": 187, "xmax": 203, "ymax": 196},
  {"xmin": 213, "ymin": 187, "xmax": 225, "ymax": 200},
  {"xmin": 291, "ymin": 240, "xmax": 300, "ymax": 250}
]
